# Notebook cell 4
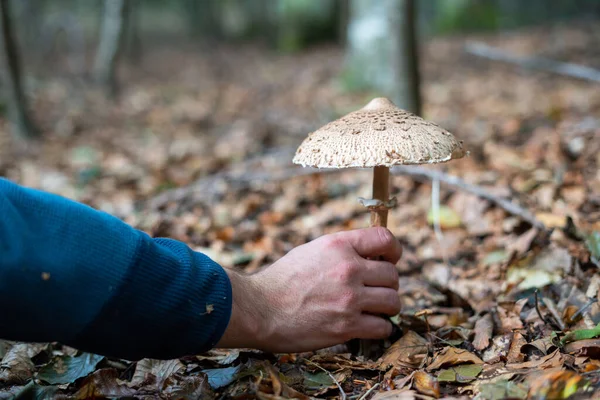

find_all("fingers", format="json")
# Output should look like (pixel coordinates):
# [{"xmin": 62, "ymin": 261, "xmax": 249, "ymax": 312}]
[
  {"xmin": 360, "ymin": 287, "xmax": 401, "ymax": 316},
  {"xmin": 360, "ymin": 260, "xmax": 399, "ymax": 290},
  {"xmin": 339, "ymin": 227, "xmax": 403, "ymax": 263},
  {"xmin": 352, "ymin": 314, "xmax": 394, "ymax": 339}
]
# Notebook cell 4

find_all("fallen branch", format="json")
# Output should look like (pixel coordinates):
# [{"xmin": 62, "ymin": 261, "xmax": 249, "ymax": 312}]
[
  {"xmin": 392, "ymin": 165, "xmax": 545, "ymax": 230},
  {"xmin": 465, "ymin": 42, "xmax": 600, "ymax": 83}
]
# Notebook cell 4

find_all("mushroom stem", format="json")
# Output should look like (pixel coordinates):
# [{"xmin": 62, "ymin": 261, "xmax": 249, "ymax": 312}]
[{"xmin": 370, "ymin": 166, "xmax": 390, "ymax": 227}]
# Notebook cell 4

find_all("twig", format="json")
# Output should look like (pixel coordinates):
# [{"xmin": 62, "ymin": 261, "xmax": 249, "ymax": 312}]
[
  {"xmin": 305, "ymin": 359, "xmax": 346, "ymax": 400},
  {"xmin": 392, "ymin": 165, "xmax": 546, "ymax": 229},
  {"xmin": 572, "ymin": 297, "xmax": 598, "ymax": 321},
  {"xmin": 358, "ymin": 382, "xmax": 380, "ymax": 400},
  {"xmin": 465, "ymin": 41, "xmax": 600, "ymax": 83}
]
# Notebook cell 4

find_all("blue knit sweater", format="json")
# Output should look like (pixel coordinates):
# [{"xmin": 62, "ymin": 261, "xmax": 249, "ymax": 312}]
[{"xmin": 0, "ymin": 177, "xmax": 232, "ymax": 360}]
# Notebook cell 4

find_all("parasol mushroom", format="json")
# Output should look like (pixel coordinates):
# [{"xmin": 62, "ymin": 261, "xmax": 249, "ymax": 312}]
[{"xmin": 292, "ymin": 97, "xmax": 466, "ymax": 355}]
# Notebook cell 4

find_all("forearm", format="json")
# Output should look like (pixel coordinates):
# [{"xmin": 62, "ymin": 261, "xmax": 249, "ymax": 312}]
[{"xmin": 0, "ymin": 178, "xmax": 232, "ymax": 360}]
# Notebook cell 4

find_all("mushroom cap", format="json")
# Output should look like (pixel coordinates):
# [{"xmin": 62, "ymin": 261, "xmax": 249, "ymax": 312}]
[{"xmin": 293, "ymin": 97, "xmax": 466, "ymax": 169}]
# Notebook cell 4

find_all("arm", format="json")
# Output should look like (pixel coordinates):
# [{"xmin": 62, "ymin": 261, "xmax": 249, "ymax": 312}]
[{"xmin": 0, "ymin": 178, "xmax": 231, "ymax": 360}]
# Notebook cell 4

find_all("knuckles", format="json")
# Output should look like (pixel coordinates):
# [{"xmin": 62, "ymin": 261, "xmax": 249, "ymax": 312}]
[
  {"xmin": 323, "ymin": 234, "xmax": 346, "ymax": 251},
  {"xmin": 337, "ymin": 261, "xmax": 359, "ymax": 283},
  {"xmin": 337, "ymin": 288, "xmax": 359, "ymax": 310}
]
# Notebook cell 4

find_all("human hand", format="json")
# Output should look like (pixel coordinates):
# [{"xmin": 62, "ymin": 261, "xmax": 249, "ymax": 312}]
[{"xmin": 216, "ymin": 227, "xmax": 402, "ymax": 353}]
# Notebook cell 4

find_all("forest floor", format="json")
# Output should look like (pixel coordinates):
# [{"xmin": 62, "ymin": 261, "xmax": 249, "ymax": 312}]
[{"xmin": 1, "ymin": 20, "xmax": 600, "ymax": 399}]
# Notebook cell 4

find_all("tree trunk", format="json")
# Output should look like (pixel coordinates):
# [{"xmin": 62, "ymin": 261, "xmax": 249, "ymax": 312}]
[
  {"xmin": 346, "ymin": 0, "xmax": 421, "ymax": 114},
  {"xmin": 124, "ymin": 0, "xmax": 142, "ymax": 65},
  {"xmin": 391, "ymin": 0, "xmax": 421, "ymax": 115},
  {"xmin": 93, "ymin": 0, "xmax": 129, "ymax": 97},
  {"xmin": 0, "ymin": 0, "xmax": 40, "ymax": 139}
]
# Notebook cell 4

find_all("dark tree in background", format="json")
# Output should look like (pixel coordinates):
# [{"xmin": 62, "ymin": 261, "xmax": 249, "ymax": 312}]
[
  {"xmin": 93, "ymin": 0, "xmax": 129, "ymax": 97},
  {"xmin": 0, "ymin": 0, "xmax": 40, "ymax": 139},
  {"xmin": 392, "ymin": 0, "xmax": 421, "ymax": 115}
]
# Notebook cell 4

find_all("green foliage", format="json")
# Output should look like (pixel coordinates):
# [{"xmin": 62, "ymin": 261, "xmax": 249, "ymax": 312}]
[
  {"xmin": 275, "ymin": 0, "xmax": 338, "ymax": 52},
  {"xmin": 434, "ymin": 0, "xmax": 501, "ymax": 34},
  {"xmin": 586, "ymin": 231, "xmax": 600, "ymax": 265},
  {"xmin": 560, "ymin": 322, "xmax": 600, "ymax": 346}
]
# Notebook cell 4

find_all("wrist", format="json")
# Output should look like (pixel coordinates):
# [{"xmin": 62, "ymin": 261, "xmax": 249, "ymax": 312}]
[{"xmin": 216, "ymin": 269, "xmax": 267, "ymax": 349}]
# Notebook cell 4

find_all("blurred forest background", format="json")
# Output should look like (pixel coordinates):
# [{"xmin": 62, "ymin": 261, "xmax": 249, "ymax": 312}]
[{"xmin": 1, "ymin": 1, "xmax": 600, "ymax": 399}]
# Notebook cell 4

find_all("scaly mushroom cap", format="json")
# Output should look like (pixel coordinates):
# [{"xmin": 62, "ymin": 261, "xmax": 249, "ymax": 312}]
[{"xmin": 293, "ymin": 97, "xmax": 466, "ymax": 168}]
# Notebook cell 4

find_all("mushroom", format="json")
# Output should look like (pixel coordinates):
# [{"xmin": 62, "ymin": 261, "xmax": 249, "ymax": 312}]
[
  {"xmin": 293, "ymin": 97, "xmax": 466, "ymax": 229},
  {"xmin": 292, "ymin": 97, "xmax": 466, "ymax": 356}
]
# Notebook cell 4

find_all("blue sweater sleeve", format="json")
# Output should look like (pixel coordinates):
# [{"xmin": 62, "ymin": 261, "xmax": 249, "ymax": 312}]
[{"xmin": 0, "ymin": 178, "xmax": 232, "ymax": 360}]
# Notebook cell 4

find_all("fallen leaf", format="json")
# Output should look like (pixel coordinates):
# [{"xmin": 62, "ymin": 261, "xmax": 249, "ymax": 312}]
[
  {"xmin": 506, "ymin": 246, "xmax": 571, "ymax": 290},
  {"xmin": 0, "ymin": 380, "xmax": 59, "ymax": 399},
  {"xmin": 564, "ymin": 338, "xmax": 600, "ymax": 358},
  {"xmin": 426, "ymin": 347, "xmax": 483, "ymax": 371},
  {"xmin": 130, "ymin": 358, "xmax": 185, "ymax": 388},
  {"xmin": 202, "ymin": 365, "xmax": 241, "ymax": 389},
  {"xmin": 437, "ymin": 364, "xmax": 483, "ymax": 383},
  {"xmin": 535, "ymin": 212, "xmax": 566, "ymax": 228},
  {"xmin": 527, "ymin": 370, "xmax": 591, "ymax": 400},
  {"xmin": 497, "ymin": 299, "xmax": 527, "ymax": 332},
  {"xmin": 161, "ymin": 373, "xmax": 215, "ymax": 400},
  {"xmin": 472, "ymin": 313, "xmax": 494, "ymax": 350},
  {"xmin": 74, "ymin": 369, "xmax": 136, "ymax": 399},
  {"xmin": 0, "ymin": 343, "xmax": 46, "ymax": 384},
  {"xmin": 476, "ymin": 378, "xmax": 528, "ymax": 400},
  {"xmin": 197, "ymin": 349, "xmax": 241, "ymax": 365},
  {"xmin": 507, "ymin": 331, "xmax": 527, "ymax": 363},
  {"xmin": 560, "ymin": 322, "xmax": 600, "ymax": 345},
  {"xmin": 413, "ymin": 370, "xmax": 440, "ymax": 397},
  {"xmin": 506, "ymin": 349, "xmax": 563, "ymax": 370},
  {"xmin": 523, "ymin": 336, "xmax": 557, "ymax": 356},
  {"xmin": 379, "ymin": 331, "xmax": 429, "ymax": 370},
  {"xmin": 482, "ymin": 250, "xmax": 510, "ymax": 267},
  {"xmin": 427, "ymin": 205, "xmax": 462, "ymax": 229},
  {"xmin": 37, "ymin": 352, "xmax": 104, "ymax": 385},
  {"xmin": 482, "ymin": 333, "xmax": 512, "ymax": 363},
  {"xmin": 372, "ymin": 389, "xmax": 419, "ymax": 400}
]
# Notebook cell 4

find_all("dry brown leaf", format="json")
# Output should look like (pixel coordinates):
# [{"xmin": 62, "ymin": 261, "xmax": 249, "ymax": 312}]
[
  {"xmin": 506, "ymin": 228, "xmax": 539, "ymax": 255},
  {"xmin": 130, "ymin": 359, "xmax": 185, "ymax": 388},
  {"xmin": 0, "ymin": 343, "xmax": 47, "ymax": 385},
  {"xmin": 506, "ymin": 331, "xmax": 527, "ymax": 363},
  {"xmin": 413, "ymin": 370, "xmax": 440, "ymax": 398},
  {"xmin": 523, "ymin": 336, "xmax": 557, "ymax": 356},
  {"xmin": 482, "ymin": 333, "xmax": 512, "ymax": 363},
  {"xmin": 472, "ymin": 314, "xmax": 493, "ymax": 350},
  {"xmin": 564, "ymin": 338, "xmax": 600, "ymax": 358},
  {"xmin": 372, "ymin": 389, "xmax": 419, "ymax": 400},
  {"xmin": 393, "ymin": 371, "xmax": 415, "ymax": 390},
  {"xmin": 426, "ymin": 347, "xmax": 483, "ymax": 372},
  {"xmin": 497, "ymin": 299, "xmax": 527, "ymax": 332},
  {"xmin": 506, "ymin": 349, "xmax": 563, "ymax": 370},
  {"xmin": 526, "ymin": 369, "xmax": 590, "ymax": 400},
  {"xmin": 75, "ymin": 369, "xmax": 136, "ymax": 399},
  {"xmin": 379, "ymin": 331, "xmax": 429, "ymax": 370}
]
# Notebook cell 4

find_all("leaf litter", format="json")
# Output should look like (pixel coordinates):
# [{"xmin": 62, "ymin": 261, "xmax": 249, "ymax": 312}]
[{"xmin": 1, "ymin": 21, "xmax": 600, "ymax": 399}]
